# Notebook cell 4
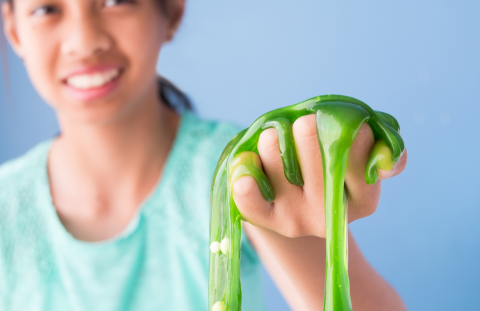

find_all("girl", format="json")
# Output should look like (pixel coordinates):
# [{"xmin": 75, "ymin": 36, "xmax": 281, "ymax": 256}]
[{"xmin": 0, "ymin": 0, "xmax": 408, "ymax": 310}]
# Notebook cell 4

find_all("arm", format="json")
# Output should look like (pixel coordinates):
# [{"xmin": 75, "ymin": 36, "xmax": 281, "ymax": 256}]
[
  {"xmin": 233, "ymin": 114, "xmax": 408, "ymax": 310},
  {"xmin": 209, "ymin": 96, "xmax": 408, "ymax": 311},
  {"xmin": 244, "ymin": 224, "xmax": 407, "ymax": 311}
]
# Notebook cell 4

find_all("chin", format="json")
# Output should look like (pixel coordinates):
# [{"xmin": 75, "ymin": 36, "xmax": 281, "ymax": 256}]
[{"xmin": 61, "ymin": 98, "xmax": 135, "ymax": 126}]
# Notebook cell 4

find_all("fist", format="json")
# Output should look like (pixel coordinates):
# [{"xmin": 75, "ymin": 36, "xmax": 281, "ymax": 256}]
[{"xmin": 232, "ymin": 114, "xmax": 407, "ymax": 238}]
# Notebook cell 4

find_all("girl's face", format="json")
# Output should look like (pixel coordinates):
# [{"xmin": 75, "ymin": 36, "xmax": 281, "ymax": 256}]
[{"xmin": 2, "ymin": 0, "xmax": 183, "ymax": 125}]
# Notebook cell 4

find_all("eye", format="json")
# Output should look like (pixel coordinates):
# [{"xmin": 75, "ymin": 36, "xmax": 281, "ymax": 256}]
[
  {"xmin": 31, "ymin": 5, "xmax": 60, "ymax": 16},
  {"xmin": 104, "ymin": 0, "xmax": 135, "ymax": 7}
]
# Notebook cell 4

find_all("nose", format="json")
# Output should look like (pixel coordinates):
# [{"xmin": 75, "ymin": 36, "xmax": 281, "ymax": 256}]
[{"xmin": 61, "ymin": 12, "xmax": 112, "ymax": 59}]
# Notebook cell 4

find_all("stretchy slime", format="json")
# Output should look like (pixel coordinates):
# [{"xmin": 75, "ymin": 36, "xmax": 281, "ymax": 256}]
[{"xmin": 208, "ymin": 95, "xmax": 404, "ymax": 311}]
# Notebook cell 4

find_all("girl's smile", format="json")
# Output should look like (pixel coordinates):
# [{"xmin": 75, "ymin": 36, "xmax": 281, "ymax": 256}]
[
  {"xmin": 2, "ymin": 0, "xmax": 181, "ymax": 124},
  {"xmin": 0, "ymin": 0, "xmax": 408, "ymax": 310},
  {"xmin": 62, "ymin": 65, "xmax": 123, "ymax": 102}
]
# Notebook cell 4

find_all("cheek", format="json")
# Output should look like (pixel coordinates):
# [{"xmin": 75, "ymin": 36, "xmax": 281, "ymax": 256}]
[
  {"xmin": 19, "ymin": 27, "xmax": 60, "ymax": 107},
  {"xmin": 115, "ymin": 15, "xmax": 167, "ymax": 86}
]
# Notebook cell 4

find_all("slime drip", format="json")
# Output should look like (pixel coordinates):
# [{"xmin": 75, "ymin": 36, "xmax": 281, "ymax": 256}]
[{"xmin": 208, "ymin": 95, "xmax": 404, "ymax": 311}]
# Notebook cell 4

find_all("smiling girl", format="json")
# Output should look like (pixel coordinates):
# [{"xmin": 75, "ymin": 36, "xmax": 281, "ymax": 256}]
[{"xmin": 0, "ymin": 0, "xmax": 407, "ymax": 310}]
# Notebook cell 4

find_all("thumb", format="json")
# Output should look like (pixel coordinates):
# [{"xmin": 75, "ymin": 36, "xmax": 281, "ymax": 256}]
[{"xmin": 233, "ymin": 176, "xmax": 274, "ymax": 229}]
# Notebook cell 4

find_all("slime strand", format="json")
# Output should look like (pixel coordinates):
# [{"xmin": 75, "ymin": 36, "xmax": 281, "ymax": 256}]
[{"xmin": 208, "ymin": 95, "xmax": 404, "ymax": 311}]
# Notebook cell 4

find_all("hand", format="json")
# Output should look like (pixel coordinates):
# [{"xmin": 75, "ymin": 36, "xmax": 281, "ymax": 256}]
[{"xmin": 233, "ymin": 114, "xmax": 407, "ymax": 238}]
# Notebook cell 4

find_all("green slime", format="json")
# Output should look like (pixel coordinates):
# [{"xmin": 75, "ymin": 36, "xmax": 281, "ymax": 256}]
[{"xmin": 208, "ymin": 95, "xmax": 404, "ymax": 311}]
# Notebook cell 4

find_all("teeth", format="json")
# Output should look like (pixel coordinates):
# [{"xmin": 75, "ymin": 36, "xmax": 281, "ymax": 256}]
[{"xmin": 67, "ymin": 69, "xmax": 119, "ymax": 89}]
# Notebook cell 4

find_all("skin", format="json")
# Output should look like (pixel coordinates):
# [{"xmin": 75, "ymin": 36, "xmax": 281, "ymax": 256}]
[
  {"xmin": 210, "ymin": 97, "xmax": 408, "ymax": 311},
  {"xmin": 2, "ymin": 0, "xmax": 408, "ymax": 309},
  {"xmin": 2, "ymin": 0, "xmax": 184, "ymax": 241}
]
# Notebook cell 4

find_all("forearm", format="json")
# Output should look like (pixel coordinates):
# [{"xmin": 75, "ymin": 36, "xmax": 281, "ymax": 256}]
[
  {"xmin": 244, "ymin": 222, "xmax": 406, "ymax": 311},
  {"xmin": 347, "ymin": 232, "xmax": 406, "ymax": 311}
]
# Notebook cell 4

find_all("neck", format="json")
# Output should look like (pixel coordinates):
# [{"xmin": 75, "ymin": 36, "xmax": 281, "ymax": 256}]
[{"xmin": 48, "ymin": 84, "xmax": 180, "ymax": 215}]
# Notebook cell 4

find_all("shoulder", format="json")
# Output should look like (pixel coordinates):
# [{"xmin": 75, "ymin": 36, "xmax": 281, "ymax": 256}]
[
  {"xmin": 0, "ymin": 140, "xmax": 52, "ymax": 215},
  {"xmin": 162, "ymin": 112, "xmax": 243, "ymax": 203},
  {"xmin": 151, "ymin": 113, "xmax": 243, "ymax": 242},
  {"xmin": 0, "ymin": 141, "xmax": 56, "ymax": 293},
  {"xmin": 0, "ymin": 141, "xmax": 51, "ymax": 190},
  {"xmin": 179, "ymin": 111, "xmax": 243, "ymax": 160},
  {"xmin": 182, "ymin": 112, "xmax": 243, "ymax": 145}
]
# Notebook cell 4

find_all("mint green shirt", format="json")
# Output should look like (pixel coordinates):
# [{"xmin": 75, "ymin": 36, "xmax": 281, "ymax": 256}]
[{"xmin": 0, "ymin": 112, "xmax": 266, "ymax": 311}]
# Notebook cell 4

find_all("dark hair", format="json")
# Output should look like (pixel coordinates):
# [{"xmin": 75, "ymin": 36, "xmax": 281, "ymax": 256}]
[
  {"xmin": 158, "ymin": 76, "xmax": 192, "ymax": 112},
  {"xmin": 1, "ymin": 0, "xmax": 192, "ymax": 112}
]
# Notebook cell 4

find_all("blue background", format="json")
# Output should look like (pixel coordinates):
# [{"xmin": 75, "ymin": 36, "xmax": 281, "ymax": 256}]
[{"xmin": 1, "ymin": 1, "xmax": 479, "ymax": 310}]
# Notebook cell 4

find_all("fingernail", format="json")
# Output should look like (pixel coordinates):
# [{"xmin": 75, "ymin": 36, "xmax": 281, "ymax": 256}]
[{"xmin": 377, "ymin": 168, "xmax": 393, "ymax": 179}]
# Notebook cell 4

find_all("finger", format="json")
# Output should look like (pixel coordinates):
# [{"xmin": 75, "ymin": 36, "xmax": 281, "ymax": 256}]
[
  {"xmin": 263, "ymin": 119, "xmax": 303, "ymax": 186},
  {"xmin": 292, "ymin": 114, "xmax": 324, "ymax": 193},
  {"xmin": 234, "ymin": 176, "xmax": 308, "ymax": 238},
  {"xmin": 345, "ymin": 123, "xmax": 381, "ymax": 221},
  {"xmin": 346, "ymin": 123, "xmax": 375, "ymax": 181},
  {"xmin": 258, "ymin": 128, "xmax": 302, "ymax": 197},
  {"xmin": 230, "ymin": 151, "xmax": 275, "ymax": 202},
  {"xmin": 233, "ymin": 176, "xmax": 274, "ymax": 228},
  {"xmin": 378, "ymin": 148, "xmax": 408, "ymax": 180}
]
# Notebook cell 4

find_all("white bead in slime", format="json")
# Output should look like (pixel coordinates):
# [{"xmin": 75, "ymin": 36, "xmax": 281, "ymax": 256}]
[
  {"xmin": 210, "ymin": 241, "xmax": 220, "ymax": 254},
  {"xmin": 212, "ymin": 301, "xmax": 224, "ymax": 311},
  {"xmin": 220, "ymin": 238, "xmax": 229, "ymax": 255}
]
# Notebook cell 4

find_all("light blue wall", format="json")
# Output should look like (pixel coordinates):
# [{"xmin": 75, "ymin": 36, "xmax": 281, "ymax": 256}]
[{"xmin": 1, "ymin": 1, "xmax": 479, "ymax": 310}]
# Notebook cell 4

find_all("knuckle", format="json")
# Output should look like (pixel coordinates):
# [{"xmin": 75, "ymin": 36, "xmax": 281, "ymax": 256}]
[
  {"xmin": 283, "ymin": 219, "xmax": 303, "ymax": 238},
  {"xmin": 283, "ymin": 227, "xmax": 298, "ymax": 238},
  {"xmin": 364, "ymin": 204, "xmax": 377, "ymax": 217},
  {"xmin": 351, "ymin": 197, "xmax": 379, "ymax": 220},
  {"xmin": 352, "ymin": 195, "xmax": 376, "ymax": 216}
]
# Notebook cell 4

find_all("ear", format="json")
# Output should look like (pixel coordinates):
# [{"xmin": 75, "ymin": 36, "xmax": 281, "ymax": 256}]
[
  {"xmin": 165, "ymin": 0, "xmax": 185, "ymax": 42},
  {"xmin": 1, "ymin": 2, "xmax": 23, "ymax": 58}
]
